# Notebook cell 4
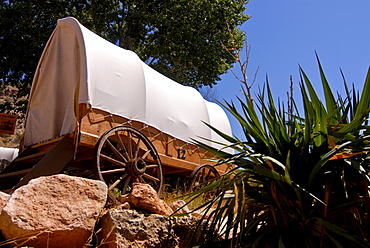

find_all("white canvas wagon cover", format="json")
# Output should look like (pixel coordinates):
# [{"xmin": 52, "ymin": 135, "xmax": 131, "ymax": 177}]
[{"xmin": 23, "ymin": 17, "xmax": 232, "ymax": 148}]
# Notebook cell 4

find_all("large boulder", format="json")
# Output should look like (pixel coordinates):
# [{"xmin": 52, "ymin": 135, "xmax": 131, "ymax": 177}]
[
  {"xmin": 98, "ymin": 208, "xmax": 206, "ymax": 248},
  {"xmin": 0, "ymin": 174, "xmax": 108, "ymax": 248},
  {"xmin": 121, "ymin": 183, "xmax": 173, "ymax": 215}
]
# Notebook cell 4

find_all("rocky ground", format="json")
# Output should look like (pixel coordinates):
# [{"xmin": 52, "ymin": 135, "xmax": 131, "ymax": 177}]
[{"xmin": 0, "ymin": 175, "xmax": 210, "ymax": 248}]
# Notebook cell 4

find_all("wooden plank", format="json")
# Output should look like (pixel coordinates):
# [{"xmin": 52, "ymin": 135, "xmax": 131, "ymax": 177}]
[
  {"xmin": 0, "ymin": 168, "xmax": 32, "ymax": 179},
  {"xmin": 15, "ymin": 150, "xmax": 49, "ymax": 162},
  {"xmin": 160, "ymin": 154, "xmax": 198, "ymax": 172},
  {"xmin": 10, "ymin": 135, "xmax": 75, "ymax": 192},
  {"xmin": 30, "ymin": 135, "xmax": 65, "ymax": 149},
  {"xmin": 78, "ymin": 131, "xmax": 99, "ymax": 147},
  {"xmin": 162, "ymin": 168, "xmax": 189, "ymax": 175}
]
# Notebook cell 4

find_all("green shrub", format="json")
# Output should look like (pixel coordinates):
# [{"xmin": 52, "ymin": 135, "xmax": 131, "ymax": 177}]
[{"xmin": 190, "ymin": 58, "xmax": 370, "ymax": 247}]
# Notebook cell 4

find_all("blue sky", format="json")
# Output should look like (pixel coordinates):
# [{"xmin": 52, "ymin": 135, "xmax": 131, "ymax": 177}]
[{"xmin": 215, "ymin": 0, "xmax": 370, "ymax": 139}]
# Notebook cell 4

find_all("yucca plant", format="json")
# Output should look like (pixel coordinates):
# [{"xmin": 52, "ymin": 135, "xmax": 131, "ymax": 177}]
[{"xmin": 189, "ymin": 58, "xmax": 370, "ymax": 247}]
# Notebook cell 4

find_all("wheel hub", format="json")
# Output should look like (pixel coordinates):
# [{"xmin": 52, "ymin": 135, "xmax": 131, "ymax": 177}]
[{"xmin": 127, "ymin": 158, "xmax": 147, "ymax": 178}]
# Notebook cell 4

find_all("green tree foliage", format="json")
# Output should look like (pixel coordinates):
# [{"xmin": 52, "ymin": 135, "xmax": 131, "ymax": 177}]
[
  {"xmin": 0, "ymin": 0, "xmax": 87, "ymax": 116},
  {"xmin": 0, "ymin": 0, "xmax": 249, "ymax": 117}
]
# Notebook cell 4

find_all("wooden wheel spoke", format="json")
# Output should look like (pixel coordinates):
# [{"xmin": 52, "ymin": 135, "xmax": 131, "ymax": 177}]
[
  {"xmin": 107, "ymin": 192, "xmax": 120, "ymax": 205},
  {"xmin": 145, "ymin": 164, "xmax": 158, "ymax": 169},
  {"xmin": 198, "ymin": 169, "xmax": 205, "ymax": 181},
  {"xmin": 101, "ymin": 168, "xmax": 126, "ymax": 175},
  {"xmin": 195, "ymin": 175, "xmax": 203, "ymax": 184},
  {"xmin": 100, "ymin": 154, "xmax": 127, "ymax": 167},
  {"xmin": 205, "ymin": 168, "xmax": 214, "ymax": 179},
  {"xmin": 134, "ymin": 138, "xmax": 141, "ymax": 159},
  {"xmin": 114, "ymin": 131, "xmax": 130, "ymax": 159},
  {"xmin": 202, "ymin": 170, "xmax": 210, "ymax": 181},
  {"xmin": 123, "ymin": 176, "xmax": 131, "ymax": 193},
  {"xmin": 127, "ymin": 130, "xmax": 133, "ymax": 159},
  {"xmin": 107, "ymin": 140, "xmax": 128, "ymax": 163},
  {"xmin": 143, "ymin": 173, "xmax": 160, "ymax": 182},
  {"xmin": 138, "ymin": 176, "xmax": 146, "ymax": 184},
  {"xmin": 141, "ymin": 149, "xmax": 151, "ymax": 159},
  {"xmin": 108, "ymin": 173, "xmax": 128, "ymax": 191}
]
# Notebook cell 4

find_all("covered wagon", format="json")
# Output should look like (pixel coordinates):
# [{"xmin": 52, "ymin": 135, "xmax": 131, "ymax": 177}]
[{"xmin": 0, "ymin": 17, "xmax": 232, "ymax": 202}]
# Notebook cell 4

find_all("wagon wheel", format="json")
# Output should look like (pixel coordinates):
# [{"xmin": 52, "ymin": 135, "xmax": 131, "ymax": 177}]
[
  {"xmin": 189, "ymin": 164, "xmax": 220, "ymax": 195},
  {"xmin": 94, "ymin": 126, "xmax": 163, "ymax": 204}
]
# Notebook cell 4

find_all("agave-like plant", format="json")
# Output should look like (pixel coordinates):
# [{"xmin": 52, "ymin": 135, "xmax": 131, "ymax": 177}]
[{"xmin": 189, "ymin": 58, "xmax": 370, "ymax": 247}]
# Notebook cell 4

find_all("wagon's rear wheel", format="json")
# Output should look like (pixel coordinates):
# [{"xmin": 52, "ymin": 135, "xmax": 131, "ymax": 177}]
[
  {"xmin": 93, "ymin": 126, "xmax": 163, "ymax": 204},
  {"xmin": 189, "ymin": 164, "xmax": 220, "ymax": 196}
]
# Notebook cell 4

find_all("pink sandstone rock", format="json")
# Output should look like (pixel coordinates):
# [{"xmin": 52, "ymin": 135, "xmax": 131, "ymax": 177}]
[
  {"xmin": 0, "ymin": 174, "xmax": 108, "ymax": 248},
  {"xmin": 121, "ymin": 183, "xmax": 173, "ymax": 215}
]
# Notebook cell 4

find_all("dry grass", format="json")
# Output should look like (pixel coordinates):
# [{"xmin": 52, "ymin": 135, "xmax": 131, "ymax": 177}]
[{"xmin": 161, "ymin": 185, "xmax": 212, "ymax": 212}]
